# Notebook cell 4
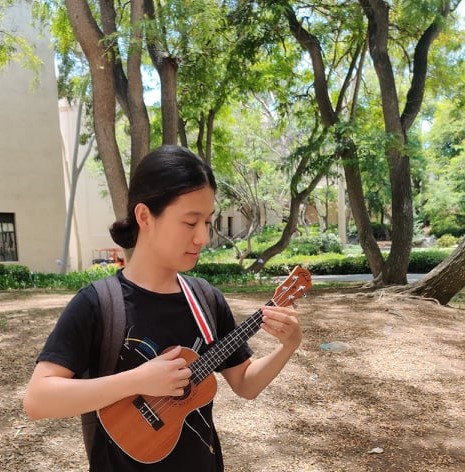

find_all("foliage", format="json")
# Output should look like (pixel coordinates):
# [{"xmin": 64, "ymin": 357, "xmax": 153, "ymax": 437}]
[
  {"xmin": 0, "ymin": 263, "xmax": 119, "ymax": 290},
  {"xmin": 420, "ymin": 99, "xmax": 465, "ymax": 237},
  {"xmin": 230, "ymin": 225, "xmax": 343, "ymax": 258},
  {"xmin": 436, "ymin": 234, "xmax": 459, "ymax": 248},
  {"xmin": 5, "ymin": 0, "xmax": 465, "ymax": 287},
  {"xmin": 0, "ymin": 1, "xmax": 43, "ymax": 81},
  {"xmin": 407, "ymin": 249, "xmax": 451, "ymax": 273},
  {"xmin": 186, "ymin": 263, "xmax": 255, "ymax": 286},
  {"xmin": 287, "ymin": 233, "xmax": 343, "ymax": 256}
]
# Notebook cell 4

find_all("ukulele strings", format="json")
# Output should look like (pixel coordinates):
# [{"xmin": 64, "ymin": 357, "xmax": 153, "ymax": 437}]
[
  {"xmin": 139, "ymin": 273, "xmax": 305, "ymax": 418},
  {"xmin": 140, "ymin": 274, "xmax": 304, "ymax": 417}
]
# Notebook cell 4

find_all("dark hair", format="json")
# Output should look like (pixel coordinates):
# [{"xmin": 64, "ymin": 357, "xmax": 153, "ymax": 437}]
[{"xmin": 110, "ymin": 145, "xmax": 216, "ymax": 249}]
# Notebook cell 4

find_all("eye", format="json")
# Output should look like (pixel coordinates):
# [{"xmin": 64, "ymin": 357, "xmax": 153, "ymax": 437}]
[{"xmin": 185, "ymin": 222, "xmax": 197, "ymax": 227}]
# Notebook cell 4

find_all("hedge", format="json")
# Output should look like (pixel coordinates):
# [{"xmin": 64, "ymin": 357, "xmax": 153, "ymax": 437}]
[{"xmin": 0, "ymin": 248, "xmax": 451, "ymax": 290}]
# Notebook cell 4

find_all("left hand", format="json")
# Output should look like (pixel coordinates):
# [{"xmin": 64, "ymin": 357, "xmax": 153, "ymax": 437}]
[{"xmin": 261, "ymin": 305, "xmax": 302, "ymax": 352}]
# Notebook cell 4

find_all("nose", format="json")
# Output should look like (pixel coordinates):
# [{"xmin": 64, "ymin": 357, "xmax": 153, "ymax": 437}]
[{"xmin": 193, "ymin": 222, "xmax": 210, "ymax": 247}]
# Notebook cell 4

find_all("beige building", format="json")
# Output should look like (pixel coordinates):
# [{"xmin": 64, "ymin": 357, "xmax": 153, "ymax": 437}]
[
  {"xmin": 0, "ymin": 1, "xmax": 118, "ymax": 273},
  {"xmin": 0, "ymin": 1, "xmax": 66, "ymax": 273}
]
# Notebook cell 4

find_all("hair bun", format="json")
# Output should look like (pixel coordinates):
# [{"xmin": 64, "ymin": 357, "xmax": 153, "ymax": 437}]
[{"xmin": 109, "ymin": 218, "xmax": 137, "ymax": 249}]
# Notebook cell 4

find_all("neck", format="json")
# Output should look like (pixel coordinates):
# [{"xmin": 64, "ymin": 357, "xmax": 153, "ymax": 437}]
[{"xmin": 122, "ymin": 250, "xmax": 179, "ymax": 293}]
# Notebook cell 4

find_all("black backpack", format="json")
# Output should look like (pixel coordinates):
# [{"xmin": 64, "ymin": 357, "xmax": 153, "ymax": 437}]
[{"xmin": 81, "ymin": 275, "xmax": 218, "ymax": 461}]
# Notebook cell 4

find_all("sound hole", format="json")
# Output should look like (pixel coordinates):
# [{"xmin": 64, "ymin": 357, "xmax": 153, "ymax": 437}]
[{"xmin": 177, "ymin": 381, "xmax": 193, "ymax": 400}]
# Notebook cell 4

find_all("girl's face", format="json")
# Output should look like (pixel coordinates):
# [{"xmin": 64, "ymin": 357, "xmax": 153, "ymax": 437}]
[{"xmin": 141, "ymin": 186, "xmax": 215, "ymax": 273}]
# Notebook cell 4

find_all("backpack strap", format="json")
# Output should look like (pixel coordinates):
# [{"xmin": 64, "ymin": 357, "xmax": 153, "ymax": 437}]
[
  {"xmin": 182, "ymin": 275, "xmax": 218, "ymax": 341},
  {"xmin": 81, "ymin": 275, "xmax": 126, "ymax": 461},
  {"xmin": 92, "ymin": 276, "xmax": 126, "ymax": 376}
]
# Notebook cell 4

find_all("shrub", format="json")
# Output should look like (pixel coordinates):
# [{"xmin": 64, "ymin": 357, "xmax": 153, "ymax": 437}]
[
  {"xmin": 407, "ymin": 249, "xmax": 450, "ymax": 272},
  {"xmin": 0, "ymin": 263, "xmax": 119, "ymax": 291},
  {"xmin": 0, "ymin": 264, "xmax": 32, "ymax": 289},
  {"xmin": 436, "ymin": 234, "xmax": 459, "ymax": 248}
]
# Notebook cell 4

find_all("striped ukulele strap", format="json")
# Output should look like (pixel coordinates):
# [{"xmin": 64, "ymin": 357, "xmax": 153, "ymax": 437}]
[{"xmin": 177, "ymin": 274, "xmax": 215, "ymax": 345}]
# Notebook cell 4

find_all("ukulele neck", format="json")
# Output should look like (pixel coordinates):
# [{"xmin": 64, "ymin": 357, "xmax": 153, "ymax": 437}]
[{"xmin": 190, "ymin": 300, "xmax": 275, "ymax": 384}]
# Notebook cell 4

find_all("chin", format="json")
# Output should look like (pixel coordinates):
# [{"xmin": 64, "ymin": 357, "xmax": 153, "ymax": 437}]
[{"xmin": 179, "ymin": 259, "xmax": 198, "ymax": 273}]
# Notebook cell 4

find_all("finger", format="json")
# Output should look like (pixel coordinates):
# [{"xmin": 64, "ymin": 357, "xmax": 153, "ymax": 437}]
[
  {"xmin": 171, "ymin": 387, "xmax": 187, "ymax": 397},
  {"xmin": 262, "ymin": 317, "xmax": 286, "ymax": 333},
  {"xmin": 262, "ymin": 311, "xmax": 297, "ymax": 327},
  {"xmin": 160, "ymin": 345, "xmax": 182, "ymax": 359},
  {"xmin": 175, "ymin": 367, "xmax": 192, "ymax": 380},
  {"xmin": 262, "ymin": 306, "xmax": 299, "ymax": 317}
]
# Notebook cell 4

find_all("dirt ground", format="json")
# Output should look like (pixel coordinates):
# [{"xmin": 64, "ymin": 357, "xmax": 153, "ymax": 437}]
[{"xmin": 1, "ymin": 285, "xmax": 464, "ymax": 472}]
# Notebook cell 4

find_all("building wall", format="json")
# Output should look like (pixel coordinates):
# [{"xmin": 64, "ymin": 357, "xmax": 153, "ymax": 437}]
[{"xmin": 0, "ymin": 1, "xmax": 66, "ymax": 273}]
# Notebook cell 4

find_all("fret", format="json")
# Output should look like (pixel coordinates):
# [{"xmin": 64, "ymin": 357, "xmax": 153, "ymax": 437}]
[{"xmin": 191, "ymin": 302, "xmax": 275, "ymax": 384}]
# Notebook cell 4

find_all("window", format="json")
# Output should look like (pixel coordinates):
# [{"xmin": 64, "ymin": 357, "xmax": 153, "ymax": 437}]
[{"xmin": 0, "ymin": 213, "xmax": 18, "ymax": 261}]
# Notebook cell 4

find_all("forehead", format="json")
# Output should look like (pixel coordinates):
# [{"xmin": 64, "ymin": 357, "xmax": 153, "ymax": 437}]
[{"xmin": 169, "ymin": 186, "xmax": 215, "ymax": 214}]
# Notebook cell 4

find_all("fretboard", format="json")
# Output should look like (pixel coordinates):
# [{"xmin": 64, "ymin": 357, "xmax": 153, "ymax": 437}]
[{"xmin": 190, "ymin": 300, "xmax": 275, "ymax": 384}]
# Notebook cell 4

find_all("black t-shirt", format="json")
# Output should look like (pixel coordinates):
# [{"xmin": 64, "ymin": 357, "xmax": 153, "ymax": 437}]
[{"xmin": 38, "ymin": 272, "xmax": 253, "ymax": 472}]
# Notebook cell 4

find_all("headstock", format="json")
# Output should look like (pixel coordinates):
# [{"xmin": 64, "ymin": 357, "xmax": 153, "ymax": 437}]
[{"xmin": 272, "ymin": 266, "xmax": 312, "ymax": 307}]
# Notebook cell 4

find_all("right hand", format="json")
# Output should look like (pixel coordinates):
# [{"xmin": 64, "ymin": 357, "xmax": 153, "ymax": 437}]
[{"xmin": 132, "ymin": 346, "xmax": 192, "ymax": 397}]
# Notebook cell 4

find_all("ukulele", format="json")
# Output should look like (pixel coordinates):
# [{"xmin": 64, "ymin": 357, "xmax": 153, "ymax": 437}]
[{"xmin": 97, "ymin": 266, "xmax": 312, "ymax": 463}]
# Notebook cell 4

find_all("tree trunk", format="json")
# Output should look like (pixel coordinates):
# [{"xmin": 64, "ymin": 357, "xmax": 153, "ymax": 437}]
[
  {"xmin": 65, "ymin": 0, "xmax": 128, "ymax": 221},
  {"xmin": 247, "ymin": 194, "xmax": 305, "ymax": 273},
  {"xmin": 144, "ymin": 0, "xmax": 178, "ymax": 145},
  {"xmin": 340, "ymin": 143, "xmax": 384, "ymax": 276},
  {"xmin": 396, "ymin": 237, "xmax": 465, "ymax": 305},
  {"xmin": 383, "ymin": 148, "xmax": 413, "ymax": 284},
  {"xmin": 196, "ymin": 112, "xmax": 206, "ymax": 159},
  {"xmin": 99, "ymin": 0, "xmax": 150, "ymax": 174},
  {"xmin": 157, "ymin": 58, "xmax": 178, "ymax": 144},
  {"xmin": 127, "ymin": 0, "xmax": 150, "ymax": 171},
  {"xmin": 178, "ymin": 115, "xmax": 188, "ymax": 148},
  {"xmin": 205, "ymin": 109, "xmax": 215, "ymax": 166}
]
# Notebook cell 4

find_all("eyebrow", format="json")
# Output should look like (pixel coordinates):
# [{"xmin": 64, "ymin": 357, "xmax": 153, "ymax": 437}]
[{"xmin": 184, "ymin": 210, "xmax": 215, "ymax": 217}]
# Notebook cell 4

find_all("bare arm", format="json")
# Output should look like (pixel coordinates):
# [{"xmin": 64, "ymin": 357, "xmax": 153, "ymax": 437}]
[
  {"xmin": 221, "ymin": 305, "xmax": 301, "ymax": 400},
  {"xmin": 23, "ymin": 346, "xmax": 191, "ymax": 420}
]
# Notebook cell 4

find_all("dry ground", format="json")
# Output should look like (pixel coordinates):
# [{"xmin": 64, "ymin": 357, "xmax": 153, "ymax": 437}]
[{"xmin": 0, "ymin": 286, "xmax": 464, "ymax": 471}]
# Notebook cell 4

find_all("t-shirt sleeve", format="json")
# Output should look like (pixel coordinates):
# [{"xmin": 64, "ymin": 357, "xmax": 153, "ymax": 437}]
[
  {"xmin": 37, "ymin": 285, "xmax": 102, "ymax": 377},
  {"xmin": 211, "ymin": 286, "xmax": 253, "ymax": 371}
]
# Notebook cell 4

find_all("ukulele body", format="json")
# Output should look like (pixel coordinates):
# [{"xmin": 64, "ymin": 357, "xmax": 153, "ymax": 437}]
[{"xmin": 98, "ymin": 346, "xmax": 217, "ymax": 464}]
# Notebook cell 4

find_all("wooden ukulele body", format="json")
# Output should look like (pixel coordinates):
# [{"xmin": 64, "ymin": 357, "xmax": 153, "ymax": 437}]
[{"xmin": 98, "ymin": 347, "xmax": 217, "ymax": 464}]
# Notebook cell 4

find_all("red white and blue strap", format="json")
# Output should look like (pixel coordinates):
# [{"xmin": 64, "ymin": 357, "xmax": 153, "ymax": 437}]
[{"xmin": 177, "ymin": 274, "xmax": 215, "ymax": 345}]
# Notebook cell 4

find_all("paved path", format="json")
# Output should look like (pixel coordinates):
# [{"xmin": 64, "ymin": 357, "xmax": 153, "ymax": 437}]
[{"xmin": 311, "ymin": 273, "xmax": 424, "ymax": 283}]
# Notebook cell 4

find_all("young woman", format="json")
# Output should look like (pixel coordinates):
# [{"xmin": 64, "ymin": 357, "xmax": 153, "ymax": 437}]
[{"xmin": 23, "ymin": 145, "xmax": 302, "ymax": 472}]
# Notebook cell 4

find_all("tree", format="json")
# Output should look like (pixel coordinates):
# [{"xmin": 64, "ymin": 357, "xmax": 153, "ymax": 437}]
[
  {"xmin": 51, "ymin": 0, "xmax": 285, "ymax": 216},
  {"xmin": 421, "ymin": 99, "xmax": 465, "ymax": 235},
  {"xmin": 59, "ymin": 98, "xmax": 95, "ymax": 274},
  {"xmin": 260, "ymin": 0, "xmax": 458, "ymax": 285},
  {"xmin": 358, "ymin": 0, "xmax": 455, "ymax": 285},
  {"xmin": 247, "ymin": 123, "xmax": 330, "ymax": 273},
  {"xmin": 64, "ymin": 0, "xmax": 138, "ymax": 221},
  {"xmin": 211, "ymin": 99, "xmax": 290, "ymax": 265},
  {"xmin": 253, "ymin": 0, "xmax": 382, "ymax": 274},
  {"xmin": 396, "ymin": 236, "xmax": 465, "ymax": 304}
]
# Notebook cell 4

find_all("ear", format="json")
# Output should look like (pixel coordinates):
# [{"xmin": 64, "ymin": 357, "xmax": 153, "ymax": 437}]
[{"xmin": 134, "ymin": 203, "xmax": 152, "ymax": 230}]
